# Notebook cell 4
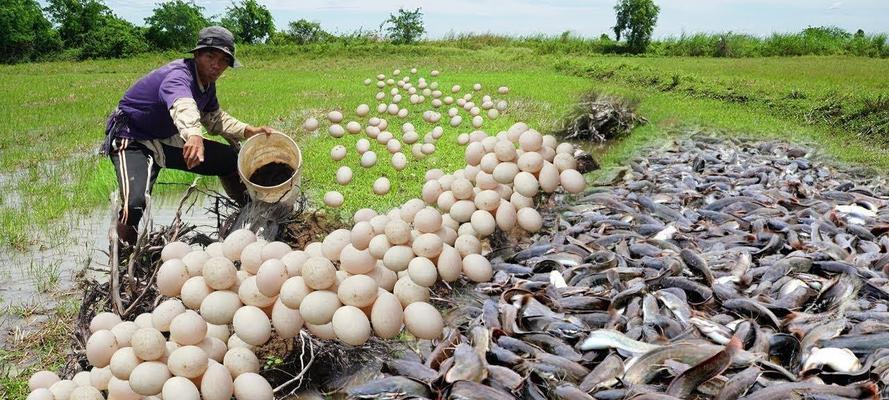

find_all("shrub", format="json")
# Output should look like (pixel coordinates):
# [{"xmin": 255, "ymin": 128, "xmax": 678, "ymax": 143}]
[
  {"xmin": 144, "ymin": 0, "xmax": 209, "ymax": 50},
  {"xmin": 286, "ymin": 19, "xmax": 330, "ymax": 45},
  {"xmin": 0, "ymin": 0, "xmax": 63, "ymax": 63},
  {"xmin": 612, "ymin": 0, "xmax": 660, "ymax": 54},
  {"xmin": 380, "ymin": 8, "xmax": 425, "ymax": 44},
  {"xmin": 44, "ymin": 0, "xmax": 113, "ymax": 48},
  {"xmin": 221, "ymin": 0, "xmax": 275, "ymax": 44},
  {"xmin": 80, "ymin": 17, "xmax": 148, "ymax": 59}
]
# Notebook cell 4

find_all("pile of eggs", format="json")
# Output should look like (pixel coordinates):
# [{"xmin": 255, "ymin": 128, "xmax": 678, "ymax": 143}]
[
  {"xmin": 26, "ymin": 70, "xmax": 589, "ymax": 400},
  {"xmin": 307, "ymin": 67, "xmax": 513, "ymax": 207}
]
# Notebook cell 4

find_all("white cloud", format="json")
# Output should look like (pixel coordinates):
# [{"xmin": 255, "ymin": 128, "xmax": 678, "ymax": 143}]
[{"xmin": 829, "ymin": 1, "xmax": 844, "ymax": 9}]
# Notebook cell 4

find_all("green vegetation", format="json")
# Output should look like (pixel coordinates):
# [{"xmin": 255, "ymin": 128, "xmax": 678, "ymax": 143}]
[
  {"xmin": 0, "ymin": 0, "xmax": 62, "ymax": 64},
  {"xmin": 0, "ymin": 296, "xmax": 80, "ymax": 399},
  {"xmin": 553, "ymin": 55, "xmax": 889, "ymax": 142},
  {"xmin": 1, "ymin": 45, "xmax": 887, "ymax": 250},
  {"xmin": 613, "ymin": 0, "xmax": 660, "ymax": 53},
  {"xmin": 2, "ymin": 0, "xmax": 886, "ymax": 65},
  {"xmin": 380, "ymin": 8, "xmax": 426, "ymax": 45},
  {"xmin": 144, "ymin": 0, "xmax": 209, "ymax": 51},
  {"xmin": 220, "ymin": 0, "xmax": 275, "ymax": 44}
]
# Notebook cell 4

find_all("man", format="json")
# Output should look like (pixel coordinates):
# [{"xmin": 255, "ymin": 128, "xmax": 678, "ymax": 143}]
[{"xmin": 102, "ymin": 26, "xmax": 273, "ymax": 245}]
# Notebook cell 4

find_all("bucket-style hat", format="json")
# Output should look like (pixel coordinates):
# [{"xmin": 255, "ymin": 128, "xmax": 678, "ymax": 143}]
[{"xmin": 190, "ymin": 26, "xmax": 242, "ymax": 68}]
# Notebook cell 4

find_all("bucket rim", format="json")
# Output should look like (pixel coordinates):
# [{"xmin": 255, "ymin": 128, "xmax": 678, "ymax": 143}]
[{"xmin": 238, "ymin": 131, "xmax": 303, "ymax": 191}]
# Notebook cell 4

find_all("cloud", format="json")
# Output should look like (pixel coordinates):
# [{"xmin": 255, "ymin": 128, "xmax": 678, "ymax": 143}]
[{"xmin": 829, "ymin": 1, "xmax": 844, "ymax": 9}]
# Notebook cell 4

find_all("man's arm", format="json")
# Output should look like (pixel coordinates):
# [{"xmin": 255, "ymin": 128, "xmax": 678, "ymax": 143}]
[
  {"xmin": 169, "ymin": 97, "xmax": 205, "ymax": 169},
  {"xmin": 201, "ymin": 108, "xmax": 249, "ymax": 142}
]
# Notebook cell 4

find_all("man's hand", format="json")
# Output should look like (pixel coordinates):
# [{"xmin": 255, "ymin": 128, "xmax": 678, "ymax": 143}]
[
  {"xmin": 183, "ymin": 135, "xmax": 205, "ymax": 169},
  {"xmin": 245, "ymin": 125, "xmax": 275, "ymax": 138}
]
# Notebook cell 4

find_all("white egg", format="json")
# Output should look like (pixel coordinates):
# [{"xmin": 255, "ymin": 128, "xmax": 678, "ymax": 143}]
[
  {"xmin": 169, "ymin": 310, "xmax": 207, "ymax": 346},
  {"xmin": 223, "ymin": 347, "xmax": 260, "ymax": 378},
  {"xmin": 200, "ymin": 290, "xmax": 242, "ymax": 325},
  {"xmin": 299, "ymin": 290, "xmax": 341, "ymax": 325},
  {"xmin": 356, "ymin": 104, "xmax": 370, "ymax": 117},
  {"xmin": 391, "ymin": 152, "xmax": 408, "ymax": 170},
  {"xmin": 157, "ymin": 259, "xmax": 189, "ymax": 297},
  {"xmin": 373, "ymin": 177, "xmax": 391, "ymax": 195},
  {"xmin": 330, "ymin": 145, "xmax": 347, "ymax": 161},
  {"xmin": 403, "ymin": 302, "xmax": 443, "ymax": 339},
  {"xmin": 386, "ymin": 138, "xmax": 402, "ymax": 153},
  {"xmin": 360, "ymin": 151, "xmax": 378, "ymax": 168},
  {"xmin": 560, "ymin": 169, "xmax": 586, "ymax": 193},
  {"xmin": 517, "ymin": 207, "xmax": 543, "ymax": 233},
  {"xmin": 201, "ymin": 361, "xmax": 234, "ymax": 400},
  {"xmin": 167, "ymin": 345, "xmax": 209, "ymax": 378},
  {"xmin": 303, "ymin": 117, "xmax": 319, "ymax": 131},
  {"xmin": 328, "ymin": 123, "xmax": 345, "ymax": 138},
  {"xmin": 29, "ymin": 370, "xmax": 60, "ymax": 391},
  {"xmin": 233, "ymin": 372, "xmax": 273, "ymax": 400},
  {"xmin": 161, "ymin": 241, "xmax": 191, "ymax": 261},
  {"xmin": 324, "ymin": 191, "xmax": 344, "ymax": 208},
  {"xmin": 232, "ymin": 306, "xmax": 271, "ymax": 346},
  {"xmin": 152, "ymin": 299, "xmax": 185, "ymax": 332},
  {"xmin": 327, "ymin": 111, "xmax": 344, "ymax": 123},
  {"xmin": 340, "ymin": 244, "xmax": 376, "ymax": 275},
  {"xmin": 162, "ymin": 376, "xmax": 200, "ymax": 400},
  {"xmin": 346, "ymin": 121, "xmax": 362, "ymax": 134},
  {"xmin": 86, "ymin": 330, "xmax": 118, "ymax": 368},
  {"xmin": 128, "ymin": 361, "xmax": 170, "ymax": 396},
  {"xmin": 332, "ymin": 305, "xmax": 372, "ymax": 345},
  {"xmin": 271, "ymin": 299, "xmax": 304, "ymax": 339},
  {"xmin": 48, "ymin": 380, "xmax": 78, "ymax": 400}
]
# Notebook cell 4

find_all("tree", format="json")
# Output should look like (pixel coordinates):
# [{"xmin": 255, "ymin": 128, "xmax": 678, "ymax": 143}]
[
  {"xmin": 221, "ymin": 0, "xmax": 275, "ymax": 44},
  {"xmin": 380, "ymin": 8, "xmax": 425, "ymax": 44},
  {"xmin": 0, "ymin": 0, "xmax": 62, "ymax": 63},
  {"xmin": 145, "ymin": 0, "xmax": 209, "ymax": 50},
  {"xmin": 44, "ymin": 0, "xmax": 114, "ymax": 47},
  {"xmin": 80, "ymin": 17, "xmax": 148, "ymax": 59},
  {"xmin": 287, "ymin": 19, "xmax": 328, "ymax": 44},
  {"xmin": 612, "ymin": 0, "xmax": 660, "ymax": 53}
]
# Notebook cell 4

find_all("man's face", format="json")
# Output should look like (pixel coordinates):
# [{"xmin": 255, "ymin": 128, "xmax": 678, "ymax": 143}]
[{"xmin": 194, "ymin": 48, "xmax": 230, "ymax": 84}]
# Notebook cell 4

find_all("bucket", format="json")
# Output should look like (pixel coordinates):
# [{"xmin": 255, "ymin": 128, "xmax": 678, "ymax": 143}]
[{"xmin": 237, "ymin": 131, "xmax": 302, "ymax": 205}]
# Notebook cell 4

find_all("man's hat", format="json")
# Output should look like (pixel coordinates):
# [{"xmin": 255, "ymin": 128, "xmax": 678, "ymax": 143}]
[{"xmin": 190, "ymin": 26, "xmax": 241, "ymax": 68}]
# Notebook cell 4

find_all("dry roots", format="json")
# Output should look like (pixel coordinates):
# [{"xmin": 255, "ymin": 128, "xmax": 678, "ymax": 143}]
[{"xmin": 554, "ymin": 91, "xmax": 646, "ymax": 142}]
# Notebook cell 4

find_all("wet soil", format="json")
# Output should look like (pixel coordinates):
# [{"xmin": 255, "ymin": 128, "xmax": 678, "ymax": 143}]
[{"xmin": 250, "ymin": 162, "xmax": 295, "ymax": 187}]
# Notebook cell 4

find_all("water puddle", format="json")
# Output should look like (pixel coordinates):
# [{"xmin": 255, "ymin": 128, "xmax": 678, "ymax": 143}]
[{"xmin": 0, "ymin": 190, "xmax": 223, "ymax": 346}]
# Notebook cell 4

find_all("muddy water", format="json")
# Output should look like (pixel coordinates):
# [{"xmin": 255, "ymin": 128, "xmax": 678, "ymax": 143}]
[{"xmin": 0, "ymin": 191, "xmax": 221, "ymax": 346}]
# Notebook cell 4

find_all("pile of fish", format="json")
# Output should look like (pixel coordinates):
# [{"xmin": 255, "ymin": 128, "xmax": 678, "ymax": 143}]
[{"xmin": 346, "ymin": 135, "xmax": 889, "ymax": 399}]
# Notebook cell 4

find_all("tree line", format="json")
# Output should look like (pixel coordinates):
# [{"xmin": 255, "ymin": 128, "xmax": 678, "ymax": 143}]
[
  {"xmin": 2, "ymin": 0, "xmax": 884, "ymax": 64},
  {"xmin": 1, "ymin": 0, "xmax": 429, "ymax": 64}
]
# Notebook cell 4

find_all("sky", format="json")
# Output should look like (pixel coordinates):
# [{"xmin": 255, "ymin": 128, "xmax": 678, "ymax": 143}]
[{"xmin": 99, "ymin": 0, "xmax": 888, "ymax": 39}]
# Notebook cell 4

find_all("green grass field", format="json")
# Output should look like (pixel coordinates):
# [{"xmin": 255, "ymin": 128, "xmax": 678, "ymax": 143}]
[{"xmin": 1, "ymin": 44, "xmax": 887, "ymax": 249}]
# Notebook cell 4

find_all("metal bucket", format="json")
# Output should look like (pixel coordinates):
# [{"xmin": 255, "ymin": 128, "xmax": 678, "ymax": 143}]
[{"xmin": 237, "ymin": 131, "xmax": 302, "ymax": 205}]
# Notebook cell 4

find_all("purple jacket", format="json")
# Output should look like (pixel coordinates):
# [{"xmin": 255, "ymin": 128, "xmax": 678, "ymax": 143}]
[{"xmin": 115, "ymin": 59, "xmax": 220, "ymax": 140}]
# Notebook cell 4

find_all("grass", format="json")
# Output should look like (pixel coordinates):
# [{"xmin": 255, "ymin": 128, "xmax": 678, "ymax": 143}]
[
  {"xmin": 0, "ymin": 44, "xmax": 887, "ymax": 249},
  {"xmin": 26, "ymin": 259, "xmax": 62, "ymax": 293},
  {"xmin": 0, "ymin": 296, "xmax": 80, "ymax": 399},
  {"xmin": 553, "ymin": 55, "xmax": 889, "ymax": 144},
  {"xmin": 431, "ymin": 29, "xmax": 889, "ymax": 58}
]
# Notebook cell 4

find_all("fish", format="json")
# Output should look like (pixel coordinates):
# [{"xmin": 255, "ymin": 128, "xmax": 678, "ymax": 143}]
[
  {"xmin": 679, "ymin": 248, "xmax": 715, "ymax": 286},
  {"xmin": 580, "ymin": 329, "xmax": 662, "ymax": 354},
  {"xmin": 445, "ymin": 343, "xmax": 487, "ymax": 383},
  {"xmin": 817, "ymin": 332, "xmax": 889, "ymax": 355},
  {"xmin": 666, "ymin": 337, "xmax": 741, "ymax": 398},
  {"xmin": 802, "ymin": 347, "xmax": 862, "ymax": 372},
  {"xmin": 448, "ymin": 380, "xmax": 515, "ymax": 400},
  {"xmin": 715, "ymin": 366, "xmax": 761, "ymax": 400},
  {"xmin": 346, "ymin": 376, "xmax": 431, "ymax": 399},
  {"xmin": 579, "ymin": 354, "xmax": 624, "ymax": 392},
  {"xmin": 738, "ymin": 381, "xmax": 879, "ymax": 400}
]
